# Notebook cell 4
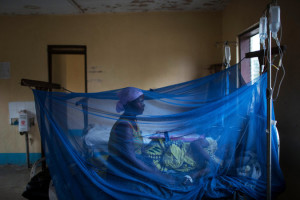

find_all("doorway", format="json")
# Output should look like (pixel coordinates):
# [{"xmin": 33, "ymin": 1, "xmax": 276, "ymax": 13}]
[{"xmin": 48, "ymin": 45, "xmax": 87, "ymax": 93}]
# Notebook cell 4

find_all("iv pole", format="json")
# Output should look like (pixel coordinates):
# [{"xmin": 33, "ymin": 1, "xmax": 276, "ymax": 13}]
[
  {"xmin": 245, "ymin": 34, "xmax": 286, "ymax": 200},
  {"xmin": 267, "ymin": 2, "xmax": 279, "ymax": 199},
  {"xmin": 245, "ymin": 3, "xmax": 284, "ymax": 197},
  {"xmin": 267, "ymin": 29, "xmax": 272, "ymax": 200}
]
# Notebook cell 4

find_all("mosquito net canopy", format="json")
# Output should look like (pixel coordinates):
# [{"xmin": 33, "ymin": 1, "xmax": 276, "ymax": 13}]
[{"xmin": 33, "ymin": 64, "xmax": 285, "ymax": 200}]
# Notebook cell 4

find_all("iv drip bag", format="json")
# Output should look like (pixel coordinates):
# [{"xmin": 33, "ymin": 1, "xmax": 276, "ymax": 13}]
[
  {"xmin": 269, "ymin": 6, "xmax": 280, "ymax": 38},
  {"xmin": 259, "ymin": 17, "xmax": 268, "ymax": 48},
  {"xmin": 225, "ymin": 45, "xmax": 231, "ymax": 66}
]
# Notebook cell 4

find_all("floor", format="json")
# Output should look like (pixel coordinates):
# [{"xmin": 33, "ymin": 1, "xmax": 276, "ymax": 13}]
[
  {"xmin": 0, "ymin": 165, "xmax": 30, "ymax": 200},
  {"xmin": 0, "ymin": 164, "xmax": 288, "ymax": 200}
]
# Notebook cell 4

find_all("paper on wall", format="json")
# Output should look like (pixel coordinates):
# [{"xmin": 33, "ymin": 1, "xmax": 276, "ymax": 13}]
[{"xmin": 8, "ymin": 101, "xmax": 36, "ymax": 124}]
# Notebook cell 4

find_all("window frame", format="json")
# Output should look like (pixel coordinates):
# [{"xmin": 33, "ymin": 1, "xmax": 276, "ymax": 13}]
[
  {"xmin": 237, "ymin": 23, "xmax": 260, "ymax": 83},
  {"xmin": 47, "ymin": 45, "xmax": 87, "ymax": 93}
]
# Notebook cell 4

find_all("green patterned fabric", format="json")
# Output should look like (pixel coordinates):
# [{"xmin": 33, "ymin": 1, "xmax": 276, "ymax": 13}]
[{"xmin": 144, "ymin": 139, "xmax": 197, "ymax": 172}]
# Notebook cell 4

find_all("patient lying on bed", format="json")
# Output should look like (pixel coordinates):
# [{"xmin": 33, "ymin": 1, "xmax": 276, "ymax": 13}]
[{"xmin": 143, "ymin": 133, "xmax": 223, "ymax": 184}]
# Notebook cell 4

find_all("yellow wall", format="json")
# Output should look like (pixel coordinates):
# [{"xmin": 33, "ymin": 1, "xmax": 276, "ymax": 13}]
[
  {"xmin": 222, "ymin": 0, "xmax": 300, "ymax": 199},
  {"xmin": 0, "ymin": 11, "xmax": 222, "ymax": 154}
]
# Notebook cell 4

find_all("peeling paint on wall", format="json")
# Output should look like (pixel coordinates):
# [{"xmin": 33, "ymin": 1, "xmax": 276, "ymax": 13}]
[
  {"xmin": 0, "ymin": 0, "xmax": 231, "ymax": 15},
  {"xmin": 88, "ymin": 79, "xmax": 102, "ymax": 83},
  {"xmin": 89, "ymin": 66, "xmax": 103, "ymax": 74},
  {"xmin": 24, "ymin": 5, "xmax": 40, "ymax": 10}
]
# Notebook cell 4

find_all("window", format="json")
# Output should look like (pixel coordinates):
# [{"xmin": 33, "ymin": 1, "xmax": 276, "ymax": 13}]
[
  {"xmin": 250, "ymin": 34, "xmax": 260, "ymax": 81},
  {"xmin": 238, "ymin": 24, "xmax": 260, "ymax": 83}
]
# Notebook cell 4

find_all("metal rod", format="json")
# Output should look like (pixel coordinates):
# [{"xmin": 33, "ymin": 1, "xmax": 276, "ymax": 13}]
[
  {"xmin": 25, "ymin": 132, "xmax": 30, "ymax": 168},
  {"xmin": 236, "ymin": 63, "xmax": 240, "ymax": 88},
  {"xmin": 21, "ymin": 79, "xmax": 61, "ymax": 90},
  {"xmin": 267, "ymin": 30, "xmax": 272, "ymax": 200},
  {"xmin": 245, "ymin": 45, "xmax": 286, "ymax": 59}
]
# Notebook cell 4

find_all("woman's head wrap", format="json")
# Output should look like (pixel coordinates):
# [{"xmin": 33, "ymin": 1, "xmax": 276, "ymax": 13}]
[{"xmin": 116, "ymin": 87, "xmax": 143, "ymax": 113}]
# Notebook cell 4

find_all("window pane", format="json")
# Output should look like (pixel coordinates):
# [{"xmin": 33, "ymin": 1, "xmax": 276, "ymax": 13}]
[{"xmin": 250, "ymin": 34, "xmax": 260, "ymax": 81}]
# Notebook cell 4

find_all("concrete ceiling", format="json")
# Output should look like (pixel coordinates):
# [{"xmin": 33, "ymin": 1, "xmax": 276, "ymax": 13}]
[{"xmin": 0, "ymin": 0, "xmax": 230, "ymax": 15}]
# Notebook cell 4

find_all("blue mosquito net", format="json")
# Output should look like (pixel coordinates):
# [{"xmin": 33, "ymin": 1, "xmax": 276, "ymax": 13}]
[{"xmin": 33, "ymin": 64, "xmax": 285, "ymax": 200}]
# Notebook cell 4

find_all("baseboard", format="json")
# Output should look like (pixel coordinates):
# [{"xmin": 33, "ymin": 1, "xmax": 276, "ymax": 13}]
[{"xmin": 0, "ymin": 153, "xmax": 41, "ymax": 165}]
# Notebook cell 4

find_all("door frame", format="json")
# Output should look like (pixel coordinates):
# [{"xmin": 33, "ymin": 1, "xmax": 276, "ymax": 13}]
[{"xmin": 48, "ymin": 45, "xmax": 87, "ymax": 92}]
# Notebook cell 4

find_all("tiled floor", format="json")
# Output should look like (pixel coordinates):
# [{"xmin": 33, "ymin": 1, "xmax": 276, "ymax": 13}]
[{"xmin": 0, "ymin": 165, "xmax": 30, "ymax": 200}]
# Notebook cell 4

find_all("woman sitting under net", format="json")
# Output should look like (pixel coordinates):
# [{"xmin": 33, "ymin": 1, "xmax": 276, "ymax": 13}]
[{"xmin": 106, "ymin": 87, "xmax": 176, "ymax": 187}]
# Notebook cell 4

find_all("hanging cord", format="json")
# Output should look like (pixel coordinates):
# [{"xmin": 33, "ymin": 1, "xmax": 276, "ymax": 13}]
[
  {"xmin": 273, "ymin": 63, "xmax": 285, "ymax": 101},
  {"xmin": 237, "ymin": 57, "xmax": 246, "ymax": 67},
  {"xmin": 235, "ymin": 57, "xmax": 245, "ymax": 83},
  {"xmin": 271, "ymin": 55, "xmax": 279, "ymax": 86},
  {"xmin": 266, "ymin": 37, "xmax": 272, "ymax": 66},
  {"xmin": 61, "ymin": 87, "xmax": 74, "ymax": 93},
  {"xmin": 277, "ymin": 21, "xmax": 283, "ymax": 45},
  {"xmin": 271, "ymin": 20, "xmax": 285, "ymax": 101},
  {"xmin": 273, "ymin": 45, "xmax": 285, "ymax": 101}
]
